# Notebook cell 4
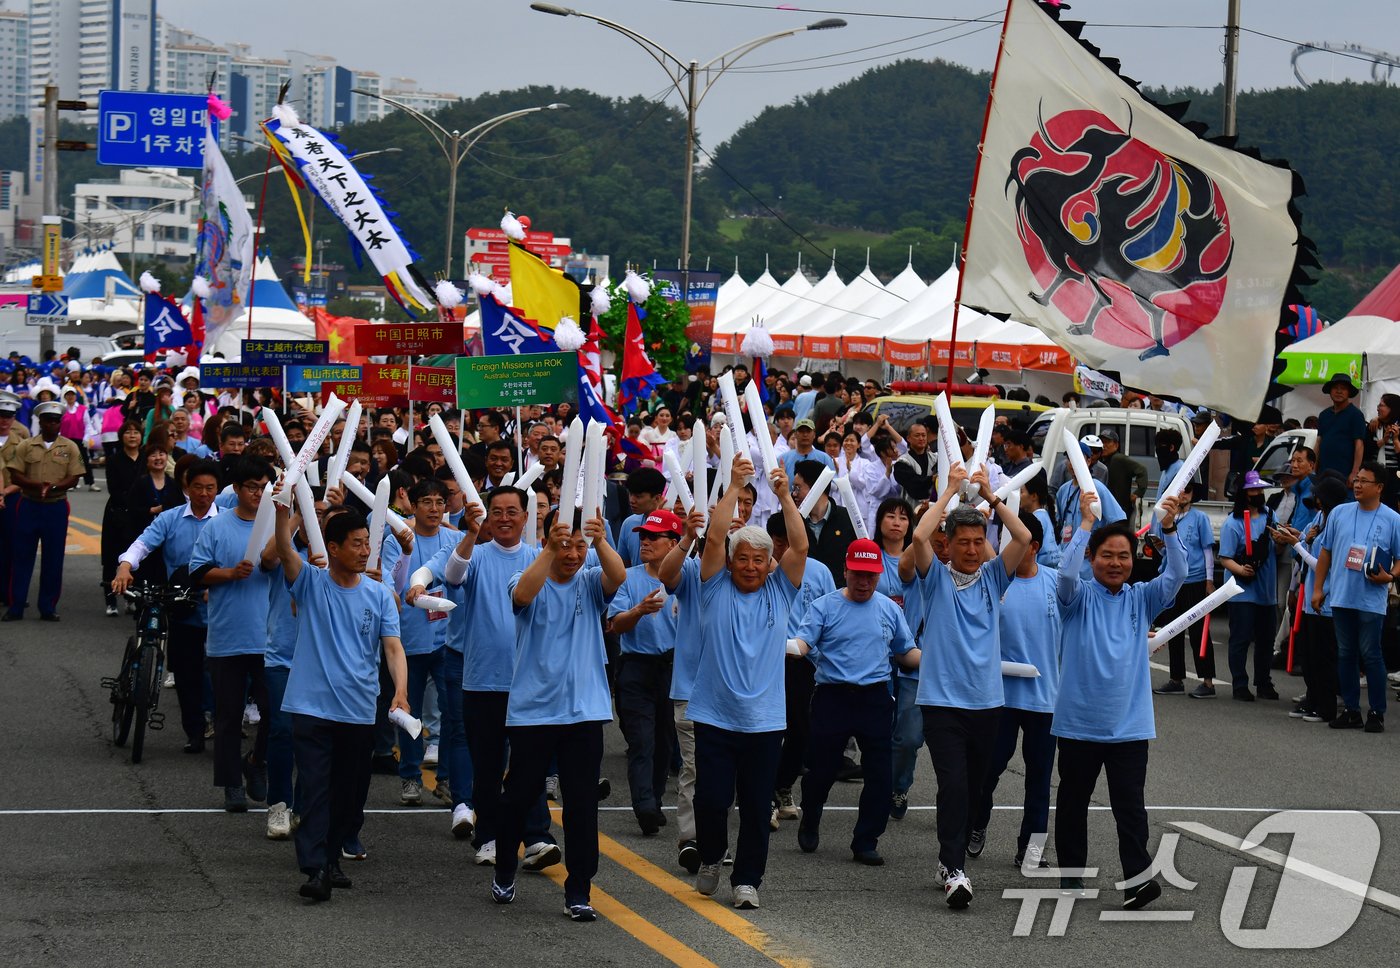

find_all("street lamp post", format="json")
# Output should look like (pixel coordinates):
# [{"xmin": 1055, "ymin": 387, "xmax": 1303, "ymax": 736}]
[
  {"xmin": 530, "ymin": 3, "xmax": 844, "ymax": 290},
  {"xmin": 349, "ymin": 91, "xmax": 568, "ymax": 276}
]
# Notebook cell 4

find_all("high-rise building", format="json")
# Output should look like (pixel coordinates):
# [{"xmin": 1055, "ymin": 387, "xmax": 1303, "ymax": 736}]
[
  {"xmin": 301, "ymin": 57, "xmax": 385, "ymax": 130},
  {"xmin": 226, "ymin": 45, "xmax": 291, "ymax": 146},
  {"xmin": 0, "ymin": 9, "xmax": 29, "ymax": 122},
  {"xmin": 29, "ymin": 0, "xmax": 157, "ymax": 121},
  {"xmin": 157, "ymin": 22, "xmax": 229, "ymax": 104},
  {"xmin": 381, "ymin": 78, "xmax": 459, "ymax": 117}
]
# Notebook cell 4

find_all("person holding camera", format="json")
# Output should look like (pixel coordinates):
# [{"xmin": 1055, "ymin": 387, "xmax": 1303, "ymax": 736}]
[
  {"xmin": 1367, "ymin": 394, "xmax": 1400, "ymax": 506},
  {"xmin": 1219, "ymin": 471, "xmax": 1282, "ymax": 702}
]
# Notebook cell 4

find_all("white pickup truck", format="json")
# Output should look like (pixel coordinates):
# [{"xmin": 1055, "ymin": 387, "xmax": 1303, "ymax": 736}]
[{"xmin": 1028, "ymin": 407, "xmax": 1316, "ymax": 542}]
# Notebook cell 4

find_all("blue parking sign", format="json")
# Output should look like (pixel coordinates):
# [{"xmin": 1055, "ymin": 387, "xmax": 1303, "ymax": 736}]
[{"xmin": 97, "ymin": 91, "xmax": 216, "ymax": 169}]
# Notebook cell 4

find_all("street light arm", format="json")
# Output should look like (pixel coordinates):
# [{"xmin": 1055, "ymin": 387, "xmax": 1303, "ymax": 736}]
[
  {"xmin": 694, "ymin": 20, "xmax": 846, "ymax": 108},
  {"xmin": 351, "ymin": 87, "xmax": 452, "ymax": 154},
  {"xmin": 458, "ymin": 105, "xmax": 566, "ymax": 162},
  {"xmin": 532, "ymin": 5, "xmax": 689, "ymax": 94}
]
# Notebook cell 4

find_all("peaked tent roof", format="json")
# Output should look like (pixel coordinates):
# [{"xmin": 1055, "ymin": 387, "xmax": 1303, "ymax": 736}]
[
  {"xmin": 245, "ymin": 256, "xmax": 302, "ymax": 314},
  {"xmin": 845, "ymin": 262, "xmax": 959, "ymax": 342},
  {"xmin": 62, "ymin": 249, "xmax": 141, "ymax": 301},
  {"xmin": 1349, "ymin": 262, "xmax": 1400, "ymax": 323},
  {"xmin": 765, "ymin": 265, "xmax": 845, "ymax": 334},
  {"xmin": 801, "ymin": 267, "xmax": 908, "ymax": 339},
  {"xmin": 884, "ymin": 262, "xmax": 927, "ymax": 301}
]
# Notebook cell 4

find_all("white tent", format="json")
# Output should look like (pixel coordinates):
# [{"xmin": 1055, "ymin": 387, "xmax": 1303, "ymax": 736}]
[
  {"xmin": 884, "ymin": 261, "xmax": 929, "ymax": 302},
  {"xmin": 65, "ymin": 249, "xmax": 143, "ymax": 325},
  {"xmin": 208, "ymin": 257, "xmax": 314, "ymax": 359}
]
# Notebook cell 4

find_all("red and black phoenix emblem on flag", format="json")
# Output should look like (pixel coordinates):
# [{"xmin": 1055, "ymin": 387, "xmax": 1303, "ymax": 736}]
[{"xmin": 1007, "ymin": 107, "xmax": 1234, "ymax": 361}]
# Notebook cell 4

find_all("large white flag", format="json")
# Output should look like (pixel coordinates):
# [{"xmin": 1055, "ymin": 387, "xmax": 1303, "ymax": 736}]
[
  {"xmin": 196, "ymin": 122, "xmax": 255, "ymax": 353},
  {"xmin": 960, "ymin": 0, "xmax": 1307, "ymax": 418}
]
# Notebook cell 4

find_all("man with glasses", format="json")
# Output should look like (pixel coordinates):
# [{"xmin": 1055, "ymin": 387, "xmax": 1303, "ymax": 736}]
[
  {"xmin": 1312, "ymin": 461, "xmax": 1400, "ymax": 732},
  {"xmin": 190, "ymin": 456, "xmax": 277, "ymax": 812}
]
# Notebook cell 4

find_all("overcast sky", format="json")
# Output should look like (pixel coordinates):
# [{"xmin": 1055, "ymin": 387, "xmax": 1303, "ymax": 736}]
[{"xmin": 159, "ymin": 0, "xmax": 1396, "ymax": 144}]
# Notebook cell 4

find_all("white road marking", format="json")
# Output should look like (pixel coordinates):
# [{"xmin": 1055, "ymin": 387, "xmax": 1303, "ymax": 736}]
[
  {"xmin": 5, "ymin": 805, "xmax": 1400, "ymax": 816},
  {"xmin": 1172, "ymin": 820, "xmax": 1400, "ymax": 916}
]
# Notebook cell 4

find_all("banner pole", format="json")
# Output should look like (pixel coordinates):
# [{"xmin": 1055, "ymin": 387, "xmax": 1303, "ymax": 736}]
[
  {"xmin": 516, "ymin": 405, "xmax": 524, "ymax": 475},
  {"xmin": 407, "ymin": 358, "xmax": 414, "ymax": 446},
  {"xmin": 947, "ymin": 0, "xmax": 1016, "ymax": 387}
]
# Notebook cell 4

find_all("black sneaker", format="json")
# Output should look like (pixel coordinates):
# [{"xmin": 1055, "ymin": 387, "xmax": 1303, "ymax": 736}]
[
  {"xmin": 797, "ymin": 820, "xmax": 820, "ymax": 854},
  {"xmin": 1153, "ymin": 680, "xmax": 1185, "ymax": 695},
  {"xmin": 566, "ymin": 902, "xmax": 597, "ymax": 922},
  {"xmin": 967, "ymin": 827, "xmax": 987, "ymax": 858},
  {"xmin": 1257, "ymin": 686, "xmax": 1280, "ymax": 700},
  {"xmin": 1233, "ymin": 689, "xmax": 1255, "ymax": 702},
  {"xmin": 678, "ymin": 840, "xmax": 701, "ymax": 874},
  {"xmin": 1330, "ymin": 710, "xmax": 1364, "ymax": 729},
  {"xmin": 1302, "ymin": 710, "xmax": 1328, "ymax": 723},
  {"xmin": 242, "ymin": 757, "xmax": 268, "ymax": 803},
  {"xmin": 224, "ymin": 785, "xmax": 248, "ymax": 813},
  {"xmin": 1365, "ymin": 711, "xmax": 1385, "ymax": 733},
  {"xmin": 1123, "ymin": 878, "xmax": 1162, "ymax": 910},
  {"xmin": 1188, "ymin": 683, "xmax": 1216, "ymax": 699},
  {"xmin": 1289, "ymin": 704, "xmax": 1310, "ymax": 719}
]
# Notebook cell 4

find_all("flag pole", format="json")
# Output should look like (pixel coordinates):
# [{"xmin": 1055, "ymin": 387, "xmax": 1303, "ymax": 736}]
[
  {"xmin": 946, "ymin": 0, "xmax": 1016, "ymax": 387},
  {"xmin": 246, "ymin": 144, "xmax": 275, "ymax": 340}
]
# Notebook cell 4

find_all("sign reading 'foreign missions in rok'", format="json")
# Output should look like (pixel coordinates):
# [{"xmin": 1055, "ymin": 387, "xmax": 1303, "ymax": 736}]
[{"xmin": 455, "ymin": 352, "xmax": 578, "ymax": 409}]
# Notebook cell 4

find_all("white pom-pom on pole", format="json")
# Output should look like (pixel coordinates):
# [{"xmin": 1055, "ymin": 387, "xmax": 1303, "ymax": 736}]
[
  {"xmin": 740, "ymin": 324, "xmax": 774, "ymax": 360},
  {"xmin": 500, "ymin": 211, "xmax": 526, "ymax": 241},
  {"xmin": 467, "ymin": 273, "xmax": 495, "ymax": 296},
  {"xmin": 552, "ymin": 317, "xmax": 586, "ymax": 352},
  {"xmin": 589, "ymin": 285, "xmax": 612, "ymax": 317},
  {"xmin": 434, "ymin": 279, "xmax": 463, "ymax": 309},
  {"xmin": 622, "ymin": 269, "xmax": 651, "ymax": 305},
  {"xmin": 139, "ymin": 270, "xmax": 161, "ymax": 294},
  {"xmin": 271, "ymin": 103, "xmax": 301, "ymax": 127},
  {"xmin": 191, "ymin": 275, "xmax": 211, "ymax": 300}
]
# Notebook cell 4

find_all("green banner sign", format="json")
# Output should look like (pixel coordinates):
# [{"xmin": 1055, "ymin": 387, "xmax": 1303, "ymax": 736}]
[
  {"xmin": 1277, "ymin": 350, "xmax": 1363, "ymax": 387},
  {"xmin": 455, "ymin": 352, "xmax": 579, "ymax": 409}
]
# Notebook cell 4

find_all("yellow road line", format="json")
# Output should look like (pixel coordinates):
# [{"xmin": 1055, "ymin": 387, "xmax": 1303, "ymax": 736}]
[
  {"xmin": 541, "ymin": 866, "xmax": 720, "ymax": 968},
  {"xmin": 69, "ymin": 515, "xmax": 104, "ymax": 532}
]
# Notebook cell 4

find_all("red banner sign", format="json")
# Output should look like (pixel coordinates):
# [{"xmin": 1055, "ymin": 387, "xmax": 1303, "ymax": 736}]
[
  {"xmin": 466, "ymin": 227, "xmax": 554, "ymax": 243},
  {"xmin": 409, "ymin": 366, "xmax": 456, "ymax": 404},
  {"xmin": 485, "ymin": 240, "xmax": 572, "ymax": 258},
  {"xmin": 354, "ymin": 323, "xmax": 463, "ymax": 357}
]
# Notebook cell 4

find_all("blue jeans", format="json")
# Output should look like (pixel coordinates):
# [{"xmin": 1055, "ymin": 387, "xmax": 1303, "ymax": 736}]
[
  {"xmin": 264, "ymin": 663, "xmax": 297, "ymax": 809},
  {"xmin": 440, "ymin": 647, "xmax": 473, "ymax": 807},
  {"xmin": 398, "ymin": 648, "xmax": 446, "ymax": 783},
  {"xmin": 1332, "ymin": 606, "xmax": 1388, "ymax": 715},
  {"xmin": 971, "ymin": 707, "xmax": 1055, "ymax": 857},
  {"xmin": 891, "ymin": 675, "xmax": 923, "ymax": 795}
]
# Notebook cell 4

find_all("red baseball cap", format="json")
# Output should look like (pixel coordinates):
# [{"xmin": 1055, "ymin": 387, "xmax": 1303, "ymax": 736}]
[
  {"xmin": 633, "ymin": 509, "xmax": 684, "ymax": 536},
  {"xmin": 845, "ymin": 538, "xmax": 884, "ymax": 573}
]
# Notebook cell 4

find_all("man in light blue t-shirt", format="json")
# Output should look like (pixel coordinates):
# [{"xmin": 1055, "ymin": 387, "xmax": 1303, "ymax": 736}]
[
  {"xmin": 690, "ymin": 455, "xmax": 807, "ymax": 912},
  {"xmin": 789, "ymin": 538, "xmax": 917, "ymax": 867},
  {"xmin": 490, "ymin": 507, "xmax": 625, "ymax": 923},
  {"xmin": 189, "ymin": 455, "xmax": 276, "ymax": 814},
  {"xmin": 273, "ymin": 499, "xmax": 406, "ymax": 903},
  {"xmin": 898, "ymin": 462, "xmax": 1031, "ymax": 911}
]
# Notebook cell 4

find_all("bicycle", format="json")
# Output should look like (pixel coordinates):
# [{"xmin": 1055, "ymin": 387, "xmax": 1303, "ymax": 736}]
[{"xmin": 102, "ymin": 581, "xmax": 197, "ymax": 763}]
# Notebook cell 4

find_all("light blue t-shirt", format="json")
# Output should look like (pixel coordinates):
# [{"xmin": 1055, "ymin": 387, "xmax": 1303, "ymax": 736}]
[
  {"xmin": 281, "ymin": 565, "xmax": 400, "ymax": 725},
  {"xmin": 909, "ymin": 557, "xmax": 1013, "ymax": 709},
  {"xmin": 617, "ymin": 512, "xmax": 646, "ymax": 568},
  {"xmin": 788, "ymin": 557, "xmax": 836, "ymax": 636},
  {"xmin": 448, "ymin": 540, "xmax": 539, "ymax": 691},
  {"xmin": 1300, "ymin": 510, "xmax": 1331, "ymax": 617},
  {"xmin": 782, "ymin": 447, "xmax": 835, "ymax": 483},
  {"xmin": 610, "ymin": 564, "xmax": 678, "ymax": 656},
  {"xmin": 998, "ymin": 567, "xmax": 1060, "ymax": 714},
  {"xmin": 1053, "ymin": 527, "xmax": 1185, "ymax": 742},
  {"xmin": 792, "ymin": 389, "xmax": 818, "ymax": 421},
  {"xmin": 189, "ymin": 510, "xmax": 274, "ymax": 657},
  {"xmin": 796, "ymin": 590, "xmax": 913, "ymax": 687},
  {"xmin": 668, "ymin": 557, "xmax": 704, "ymax": 702},
  {"xmin": 382, "ymin": 525, "xmax": 457, "ymax": 656},
  {"xmin": 687, "ymin": 568, "xmax": 801, "ymax": 733},
  {"xmin": 506, "ymin": 566, "xmax": 615, "ymax": 726},
  {"xmin": 1171, "ymin": 507, "xmax": 1214, "ymax": 584},
  {"xmin": 1219, "ymin": 510, "xmax": 1276, "ymax": 606},
  {"xmin": 264, "ymin": 557, "xmax": 298, "ymax": 670},
  {"xmin": 131, "ymin": 502, "xmax": 218, "ymax": 627},
  {"xmin": 1152, "ymin": 459, "xmax": 1184, "ymax": 504},
  {"xmin": 1033, "ymin": 508, "xmax": 1062, "ymax": 568},
  {"xmin": 1319, "ymin": 501, "xmax": 1400, "ymax": 615},
  {"xmin": 215, "ymin": 488, "xmax": 238, "ymax": 511},
  {"xmin": 878, "ymin": 551, "xmax": 922, "ymax": 681}
]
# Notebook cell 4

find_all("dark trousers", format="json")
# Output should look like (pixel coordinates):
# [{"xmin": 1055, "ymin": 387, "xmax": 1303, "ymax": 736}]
[
  {"xmin": 922, "ymin": 705, "xmax": 1000, "ymax": 871},
  {"xmin": 439, "ymin": 647, "xmax": 472, "ymax": 808},
  {"xmin": 495, "ymin": 721, "xmax": 605, "ymax": 905},
  {"xmin": 397, "ymin": 648, "xmax": 445, "ymax": 783},
  {"xmin": 462, "ymin": 690, "xmax": 553, "ymax": 848},
  {"xmin": 775, "ymin": 659, "xmax": 815, "ymax": 790},
  {"xmin": 694, "ymin": 723, "xmax": 783, "ymax": 889},
  {"xmin": 166, "ymin": 622, "xmax": 207, "ymax": 744},
  {"xmin": 291, "ymin": 714, "xmax": 372, "ymax": 874},
  {"xmin": 972, "ymin": 708, "xmax": 1055, "ymax": 857},
  {"xmin": 1161, "ymin": 580, "xmax": 1217, "ymax": 681},
  {"xmin": 208, "ymin": 653, "xmax": 268, "ymax": 788},
  {"xmin": 7, "ymin": 497, "xmax": 68, "ymax": 618},
  {"xmin": 799, "ymin": 683, "xmax": 894, "ymax": 853},
  {"xmin": 616, "ymin": 652, "xmax": 675, "ymax": 816},
  {"xmin": 1227, "ymin": 601, "xmax": 1276, "ymax": 693},
  {"xmin": 100, "ymin": 498, "xmax": 128, "ymax": 603},
  {"xmin": 0, "ymin": 496, "xmax": 17, "ymax": 608},
  {"xmin": 1302, "ymin": 612, "xmax": 1338, "ymax": 720},
  {"xmin": 373, "ymin": 653, "xmax": 397, "ymax": 758},
  {"xmin": 1055, "ymin": 738, "xmax": 1151, "ymax": 884}
]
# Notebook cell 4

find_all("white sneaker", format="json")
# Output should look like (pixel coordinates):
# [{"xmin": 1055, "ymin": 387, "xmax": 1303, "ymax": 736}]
[
  {"xmin": 423, "ymin": 742, "xmax": 439, "ymax": 767},
  {"xmin": 774, "ymin": 788, "xmax": 799, "ymax": 819},
  {"xmin": 89, "ymin": 482, "xmax": 102, "ymax": 492},
  {"xmin": 944, "ymin": 868, "xmax": 973, "ymax": 909},
  {"xmin": 732, "ymin": 884, "xmax": 760, "ymax": 909},
  {"xmin": 522, "ymin": 840, "xmax": 562, "ymax": 871},
  {"xmin": 474, "ymin": 840, "xmax": 497, "ymax": 866},
  {"xmin": 936, "ymin": 862, "xmax": 951, "ymax": 886},
  {"xmin": 451, "ymin": 804, "xmax": 476, "ymax": 841},
  {"xmin": 242, "ymin": 702, "xmax": 261, "ymax": 726},
  {"xmin": 1390, "ymin": 670, "xmax": 1400, "ymax": 685},
  {"xmin": 266, "ymin": 801, "xmax": 291, "ymax": 840},
  {"xmin": 163, "ymin": 672, "xmax": 175, "ymax": 689},
  {"xmin": 696, "ymin": 862, "xmax": 722, "ymax": 896},
  {"xmin": 400, "ymin": 779, "xmax": 422, "ymax": 806}
]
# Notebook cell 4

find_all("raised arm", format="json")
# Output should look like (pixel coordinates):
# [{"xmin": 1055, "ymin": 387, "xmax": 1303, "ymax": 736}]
[
  {"xmin": 1145, "ymin": 495, "xmax": 1187, "ymax": 612},
  {"xmin": 702, "ymin": 456, "xmax": 752, "ymax": 581},
  {"xmin": 274, "ymin": 497, "xmax": 303, "ymax": 584},
  {"xmin": 974, "ymin": 466, "xmax": 1031, "ymax": 577},
  {"xmin": 513, "ymin": 520, "xmax": 568, "ymax": 607},
  {"xmin": 586, "ymin": 511, "xmax": 627, "ymax": 596},
  {"xmin": 659, "ymin": 508, "xmax": 704, "ymax": 589},
  {"xmin": 774, "ymin": 464, "xmax": 807, "ymax": 589},
  {"xmin": 900, "ymin": 463, "xmax": 966, "ymax": 581}
]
